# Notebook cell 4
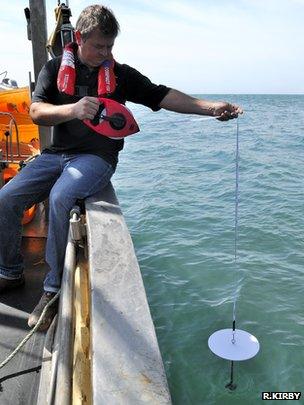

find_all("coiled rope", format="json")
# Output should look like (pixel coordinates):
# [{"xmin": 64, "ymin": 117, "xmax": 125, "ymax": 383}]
[{"xmin": 0, "ymin": 290, "xmax": 60, "ymax": 371}]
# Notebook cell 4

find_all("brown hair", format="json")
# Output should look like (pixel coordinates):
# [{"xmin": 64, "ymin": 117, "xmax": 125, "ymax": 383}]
[{"xmin": 76, "ymin": 4, "xmax": 120, "ymax": 40}]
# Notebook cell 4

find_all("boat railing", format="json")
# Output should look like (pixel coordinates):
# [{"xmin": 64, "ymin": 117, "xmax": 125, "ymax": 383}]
[
  {"xmin": 0, "ymin": 110, "xmax": 39, "ymax": 189},
  {"xmin": 0, "ymin": 111, "xmax": 22, "ymax": 162},
  {"xmin": 37, "ymin": 184, "xmax": 172, "ymax": 404}
]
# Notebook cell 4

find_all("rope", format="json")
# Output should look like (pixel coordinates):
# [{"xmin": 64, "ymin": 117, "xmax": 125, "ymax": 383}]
[
  {"xmin": 232, "ymin": 117, "xmax": 240, "ymax": 343},
  {"xmin": 225, "ymin": 361, "xmax": 237, "ymax": 391},
  {"xmin": 195, "ymin": 115, "xmax": 229, "ymax": 121},
  {"xmin": 226, "ymin": 116, "xmax": 240, "ymax": 391},
  {"xmin": 0, "ymin": 290, "xmax": 60, "ymax": 371}
]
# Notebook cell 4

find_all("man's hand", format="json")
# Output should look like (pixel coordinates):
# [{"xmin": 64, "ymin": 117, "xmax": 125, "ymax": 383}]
[
  {"xmin": 72, "ymin": 96, "xmax": 100, "ymax": 120},
  {"xmin": 30, "ymin": 97, "xmax": 101, "ymax": 126},
  {"xmin": 212, "ymin": 101, "xmax": 243, "ymax": 121}
]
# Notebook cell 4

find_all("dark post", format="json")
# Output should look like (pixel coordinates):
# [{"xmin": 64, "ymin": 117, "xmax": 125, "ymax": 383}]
[{"xmin": 28, "ymin": 0, "xmax": 51, "ymax": 150}]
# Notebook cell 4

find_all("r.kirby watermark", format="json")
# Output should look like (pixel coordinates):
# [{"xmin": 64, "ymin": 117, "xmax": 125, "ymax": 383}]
[{"xmin": 262, "ymin": 392, "xmax": 301, "ymax": 400}]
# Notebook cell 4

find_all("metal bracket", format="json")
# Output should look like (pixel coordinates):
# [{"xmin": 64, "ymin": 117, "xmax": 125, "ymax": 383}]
[{"xmin": 69, "ymin": 205, "xmax": 87, "ymax": 245}]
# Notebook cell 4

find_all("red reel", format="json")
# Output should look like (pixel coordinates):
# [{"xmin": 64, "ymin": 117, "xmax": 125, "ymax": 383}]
[{"xmin": 84, "ymin": 98, "xmax": 140, "ymax": 139}]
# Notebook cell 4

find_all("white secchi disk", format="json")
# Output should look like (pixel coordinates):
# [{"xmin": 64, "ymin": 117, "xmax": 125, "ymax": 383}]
[{"xmin": 208, "ymin": 328, "xmax": 260, "ymax": 361}]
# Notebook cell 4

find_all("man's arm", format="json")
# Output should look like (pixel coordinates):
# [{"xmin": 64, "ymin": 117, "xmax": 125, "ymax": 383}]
[
  {"xmin": 30, "ymin": 96, "xmax": 101, "ymax": 126},
  {"xmin": 159, "ymin": 89, "xmax": 242, "ymax": 120}
]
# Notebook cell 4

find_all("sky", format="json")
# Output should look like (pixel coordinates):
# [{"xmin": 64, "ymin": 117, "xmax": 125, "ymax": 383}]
[{"xmin": 0, "ymin": 0, "xmax": 303, "ymax": 94}]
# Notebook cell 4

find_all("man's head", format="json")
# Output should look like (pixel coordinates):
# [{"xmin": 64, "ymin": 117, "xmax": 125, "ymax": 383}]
[
  {"xmin": 75, "ymin": 4, "xmax": 119, "ymax": 67},
  {"xmin": 76, "ymin": 4, "xmax": 120, "ymax": 40}
]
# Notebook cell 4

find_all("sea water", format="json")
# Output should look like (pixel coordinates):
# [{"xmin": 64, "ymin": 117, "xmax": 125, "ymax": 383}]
[{"xmin": 112, "ymin": 95, "xmax": 304, "ymax": 404}]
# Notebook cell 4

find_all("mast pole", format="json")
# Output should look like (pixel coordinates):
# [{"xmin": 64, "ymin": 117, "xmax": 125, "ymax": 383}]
[{"xmin": 28, "ymin": 0, "xmax": 51, "ymax": 150}]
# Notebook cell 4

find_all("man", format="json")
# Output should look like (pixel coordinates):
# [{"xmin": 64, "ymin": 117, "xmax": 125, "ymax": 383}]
[{"xmin": 0, "ymin": 5, "xmax": 242, "ymax": 330}]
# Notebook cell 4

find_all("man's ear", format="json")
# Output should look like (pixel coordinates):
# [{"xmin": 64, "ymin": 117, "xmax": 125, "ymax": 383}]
[{"xmin": 75, "ymin": 30, "xmax": 82, "ymax": 45}]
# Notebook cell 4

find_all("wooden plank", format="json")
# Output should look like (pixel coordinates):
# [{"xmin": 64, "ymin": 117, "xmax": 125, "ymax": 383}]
[{"xmin": 72, "ymin": 255, "xmax": 92, "ymax": 405}]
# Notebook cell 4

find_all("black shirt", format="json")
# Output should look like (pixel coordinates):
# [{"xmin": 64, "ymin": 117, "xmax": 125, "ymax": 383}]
[{"xmin": 32, "ymin": 56, "xmax": 171, "ymax": 169}]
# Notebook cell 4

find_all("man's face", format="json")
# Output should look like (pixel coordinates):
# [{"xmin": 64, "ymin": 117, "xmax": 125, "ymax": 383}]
[{"xmin": 76, "ymin": 29, "xmax": 115, "ymax": 67}]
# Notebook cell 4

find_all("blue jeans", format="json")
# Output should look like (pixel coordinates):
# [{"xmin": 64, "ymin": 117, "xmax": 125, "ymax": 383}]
[{"xmin": 0, "ymin": 152, "xmax": 114, "ymax": 292}]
